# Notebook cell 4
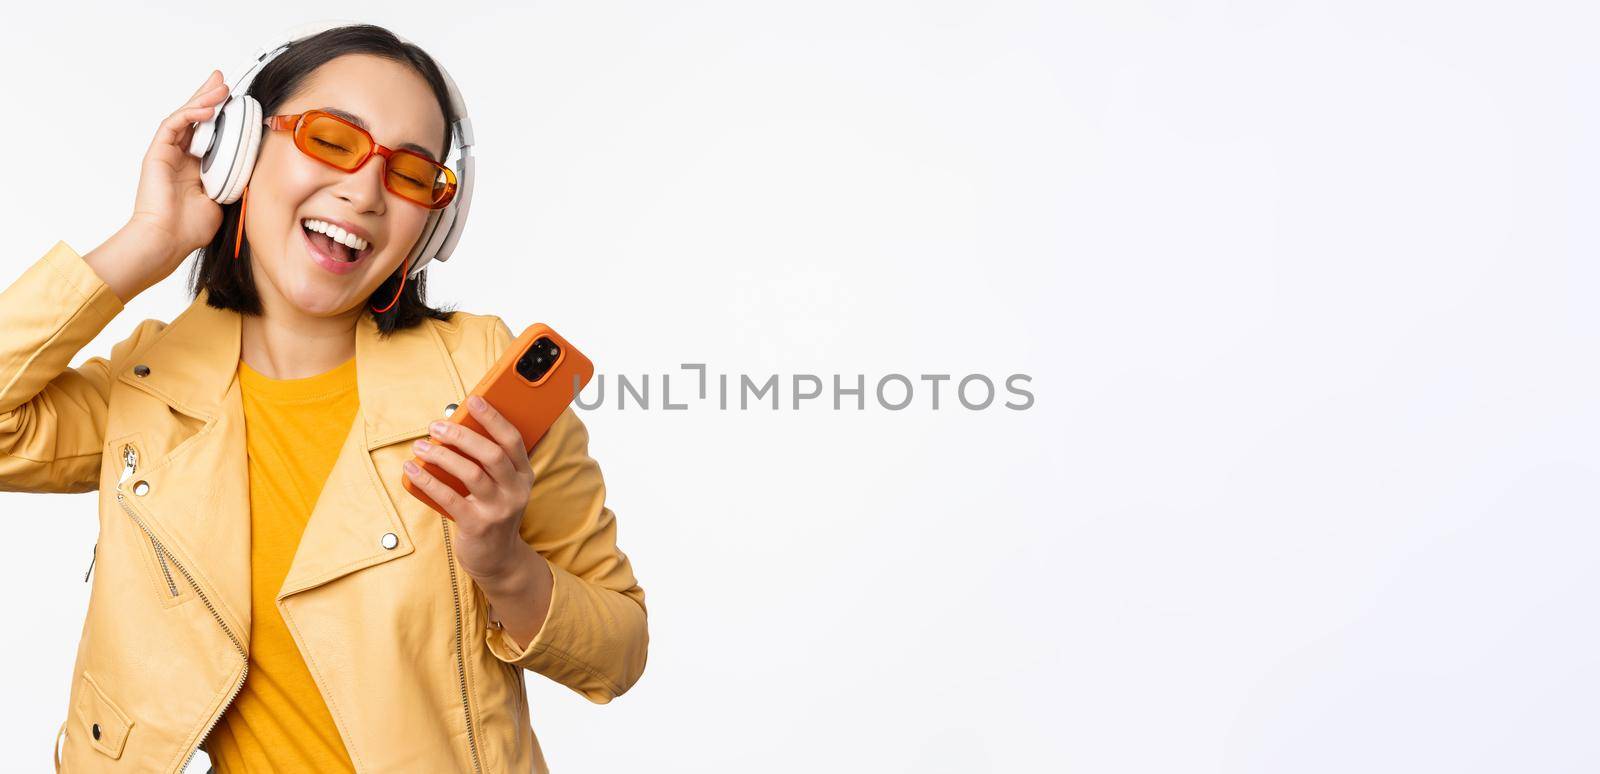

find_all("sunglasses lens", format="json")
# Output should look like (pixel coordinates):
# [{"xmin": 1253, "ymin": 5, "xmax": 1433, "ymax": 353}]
[
  {"xmin": 388, "ymin": 152, "xmax": 455, "ymax": 208},
  {"xmin": 300, "ymin": 114, "xmax": 371, "ymax": 170}
]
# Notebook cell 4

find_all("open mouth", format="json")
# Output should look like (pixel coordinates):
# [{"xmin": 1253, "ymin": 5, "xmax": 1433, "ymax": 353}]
[{"xmin": 300, "ymin": 218, "xmax": 375, "ymax": 264}]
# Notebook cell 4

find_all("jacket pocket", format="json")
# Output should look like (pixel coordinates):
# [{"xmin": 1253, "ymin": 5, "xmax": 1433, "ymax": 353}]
[
  {"xmin": 140, "ymin": 523, "xmax": 189, "ymax": 607},
  {"xmin": 106, "ymin": 434, "xmax": 188, "ymax": 608},
  {"xmin": 75, "ymin": 670, "xmax": 134, "ymax": 759}
]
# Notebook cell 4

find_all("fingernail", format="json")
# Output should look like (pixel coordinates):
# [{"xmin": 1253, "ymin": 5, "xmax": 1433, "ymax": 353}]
[
  {"xmin": 413, "ymin": 439, "xmax": 430, "ymax": 453},
  {"xmin": 430, "ymin": 421, "xmax": 448, "ymax": 436},
  {"xmin": 469, "ymin": 395, "xmax": 487, "ymax": 410},
  {"xmin": 404, "ymin": 460, "xmax": 419, "ymax": 474}
]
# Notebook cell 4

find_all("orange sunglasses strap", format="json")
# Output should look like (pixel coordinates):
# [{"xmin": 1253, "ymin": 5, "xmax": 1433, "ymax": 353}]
[
  {"xmin": 371, "ymin": 256, "xmax": 410, "ymax": 314},
  {"xmin": 233, "ymin": 184, "xmax": 249, "ymax": 259}
]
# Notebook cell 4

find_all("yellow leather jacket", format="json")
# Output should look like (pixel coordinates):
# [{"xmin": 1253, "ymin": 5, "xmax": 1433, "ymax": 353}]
[{"xmin": 0, "ymin": 242, "xmax": 648, "ymax": 772}]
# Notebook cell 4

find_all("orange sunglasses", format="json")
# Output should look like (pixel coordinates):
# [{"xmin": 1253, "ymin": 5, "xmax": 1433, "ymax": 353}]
[{"xmin": 264, "ymin": 110, "xmax": 458, "ymax": 209}]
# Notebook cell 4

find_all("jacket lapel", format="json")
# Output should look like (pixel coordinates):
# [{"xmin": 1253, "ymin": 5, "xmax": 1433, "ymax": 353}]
[
  {"xmin": 112, "ymin": 290, "xmax": 252, "ymax": 634},
  {"xmin": 277, "ymin": 306, "xmax": 466, "ymax": 598},
  {"xmin": 116, "ymin": 289, "xmax": 468, "ymax": 615}
]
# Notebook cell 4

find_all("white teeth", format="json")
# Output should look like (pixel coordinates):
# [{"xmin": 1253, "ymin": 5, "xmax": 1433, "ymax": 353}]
[{"xmin": 301, "ymin": 218, "xmax": 370, "ymax": 253}]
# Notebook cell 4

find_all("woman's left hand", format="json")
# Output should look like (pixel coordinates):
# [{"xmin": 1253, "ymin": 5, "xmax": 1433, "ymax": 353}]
[{"xmin": 404, "ymin": 395, "xmax": 534, "ymax": 582}]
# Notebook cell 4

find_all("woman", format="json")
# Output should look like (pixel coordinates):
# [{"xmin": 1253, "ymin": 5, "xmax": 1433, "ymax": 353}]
[{"xmin": 1, "ymin": 24, "xmax": 648, "ymax": 773}]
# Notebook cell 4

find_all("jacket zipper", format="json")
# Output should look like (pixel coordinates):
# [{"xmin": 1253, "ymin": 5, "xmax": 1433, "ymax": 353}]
[
  {"xmin": 113, "ymin": 443, "xmax": 248, "ymax": 772},
  {"xmin": 153, "ymin": 537, "xmax": 179, "ymax": 596},
  {"xmin": 441, "ymin": 514, "xmax": 485, "ymax": 774},
  {"xmin": 83, "ymin": 443, "xmax": 141, "ymax": 583},
  {"xmin": 121, "ymin": 446, "xmax": 180, "ymax": 596}
]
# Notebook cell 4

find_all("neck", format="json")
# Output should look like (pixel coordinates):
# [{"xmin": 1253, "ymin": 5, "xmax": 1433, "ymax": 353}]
[{"xmin": 240, "ymin": 292, "xmax": 361, "ymax": 379}]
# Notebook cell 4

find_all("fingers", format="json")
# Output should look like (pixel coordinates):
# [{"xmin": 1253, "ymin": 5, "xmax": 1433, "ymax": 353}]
[
  {"xmin": 404, "ymin": 458, "xmax": 469, "ymax": 518},
  {"xmin": 412, "ymin": 439, "xmax": 497, "ymax": 500},
  {"xmin": 181, "ymin": 71, "xmax": 228, "ymax": 119},
  {"xmin": 188, "ymin": 70, "xmax": 222, "ymax": 100},
  {"xmin": 151, "ymin": 106, "xmax": 214, "ymax": 155},
  {"xmin": 463, "ymin": 397, "xmax": 530, "ymax": 465},
  {"xmin": 182, "ymin": 79, "xmax": 230, "ymax": 119},
  {"xmin": 152, "ymin": 75, "xmax": 231, "ymax": 153},
  {"xmin": 425, "ymin": 417, "xmax": 520, "ymax": 486}
]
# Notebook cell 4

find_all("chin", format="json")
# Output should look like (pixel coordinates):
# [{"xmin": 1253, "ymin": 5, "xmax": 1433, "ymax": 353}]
[
  {"xmin": 287, "ymin": 286, "xmax": 364, "ymax": 317},
  {"xmin": 287, "ymin": 255, "xmax": 386, "ymax": 318},
  {"xmin": 270, "ymin": 264, "xmax": 367, "ymax": 316}
]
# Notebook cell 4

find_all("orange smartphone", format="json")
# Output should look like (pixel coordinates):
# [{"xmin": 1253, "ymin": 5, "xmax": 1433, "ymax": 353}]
[{"xmin": 403, "ymin": 323, "xmax": 594, "ymax": 518}]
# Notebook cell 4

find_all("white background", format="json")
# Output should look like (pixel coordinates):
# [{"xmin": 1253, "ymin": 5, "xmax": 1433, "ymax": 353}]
[{"xmin": 2, "ymin": 1, "xmax": 1596, "ymax": 771}]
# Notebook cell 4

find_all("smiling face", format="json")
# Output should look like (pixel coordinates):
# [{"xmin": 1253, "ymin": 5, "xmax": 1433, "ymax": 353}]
[{"xmin": 241, "ymin": 53, "xmax": 448, "ymax": 318}]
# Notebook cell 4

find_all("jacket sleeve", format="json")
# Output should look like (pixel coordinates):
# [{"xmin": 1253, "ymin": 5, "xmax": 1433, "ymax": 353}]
[
  {"xmin": 0, "ymin": 241, "xmax": 128, "ymax": 493},
  {"xmin": 481, "ymin": 318, "xmax": 649, "ymax": 703}
]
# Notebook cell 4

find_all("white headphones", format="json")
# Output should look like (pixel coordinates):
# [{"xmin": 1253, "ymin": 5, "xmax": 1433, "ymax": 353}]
[{"xmin": 186, "ymin": 20, "xmax": 475, "ymax": 279}]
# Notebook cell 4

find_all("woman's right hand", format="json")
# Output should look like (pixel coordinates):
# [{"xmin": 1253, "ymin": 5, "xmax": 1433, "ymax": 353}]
[{"xmin": 124, "ymin": 71, "xmax": 232, "ymax": 279}]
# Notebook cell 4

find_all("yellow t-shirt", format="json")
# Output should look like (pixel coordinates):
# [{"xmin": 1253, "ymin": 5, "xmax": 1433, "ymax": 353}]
[{"xmin": 204, "ymin": 355, "xmax": 360, "ymax": 773}]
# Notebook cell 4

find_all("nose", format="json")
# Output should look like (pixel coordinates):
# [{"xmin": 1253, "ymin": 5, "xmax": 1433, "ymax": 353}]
[{"xmin": 333, "ymin": 153, "xmax": 388, "ymax": 214}]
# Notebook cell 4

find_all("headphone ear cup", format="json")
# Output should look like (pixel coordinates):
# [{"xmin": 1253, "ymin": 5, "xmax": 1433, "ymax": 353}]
[
  {"xmin": 215, "ymin": 97, "xmax": 263, "ymax": 206},
  {"xmin": 410, "ymin": 202, "xmax": 458, "ymax": 278},
  {"xmin": 193, "ymin": 95, "xmax": 258, "ymax": 204},
  {"xmin": 407, "ymin": 152, "xmax": 474, "ymax": 279},
  {"xmin": 404, "ymin": 208, "xmax": 444, "ymax": 278},
  {"xmin": 429, "ymin": 155, "xmax": 474, "ymax": 270}
]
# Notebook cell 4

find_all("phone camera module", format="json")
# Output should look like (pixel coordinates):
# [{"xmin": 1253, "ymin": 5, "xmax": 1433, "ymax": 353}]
[{"xmin": 515, "ymin": 336, "xmax": 561, "ymax": 382}]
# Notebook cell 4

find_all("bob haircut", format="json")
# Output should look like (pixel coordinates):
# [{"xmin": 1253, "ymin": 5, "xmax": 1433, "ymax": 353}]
[{"xmin": 187, "ymin": 23, "xmax": 458, "ymax": 335}]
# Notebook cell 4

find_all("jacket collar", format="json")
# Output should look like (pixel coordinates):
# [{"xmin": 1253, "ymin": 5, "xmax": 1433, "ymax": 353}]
[{"xmin": 119, "ymin": 288, "xmax": 466, "ymax": 449}]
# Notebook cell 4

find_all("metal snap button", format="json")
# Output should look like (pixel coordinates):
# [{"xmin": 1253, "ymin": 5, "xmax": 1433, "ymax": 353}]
[
  {"xmin": 132, "ymin": 480, "xmax": 150, "ymax": 496},
  {"xmin": 381, "ymin": 532, "xmax": 399, "ymax": 550},
  {"xmin": 92, "ymin": 722, "xmax": 100, "ymax": 740},
  {"xmin": 443, "ymin": 402, "xmax": 458, "ymax": 417},
  {"xmin": 133, "ymin": 364, "xmax": 150, "ymax": 377}
]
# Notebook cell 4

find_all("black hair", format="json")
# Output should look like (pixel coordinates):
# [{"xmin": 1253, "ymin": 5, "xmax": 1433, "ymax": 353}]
[{"xmin": 186, "ymin": 23, "xmax": 458, "ymax": 335}]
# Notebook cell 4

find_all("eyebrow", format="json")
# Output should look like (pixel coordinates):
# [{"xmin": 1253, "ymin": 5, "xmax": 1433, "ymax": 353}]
[{"xmin": 315, "ymin": 106, "xmax": 441, "ymax": 161}]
